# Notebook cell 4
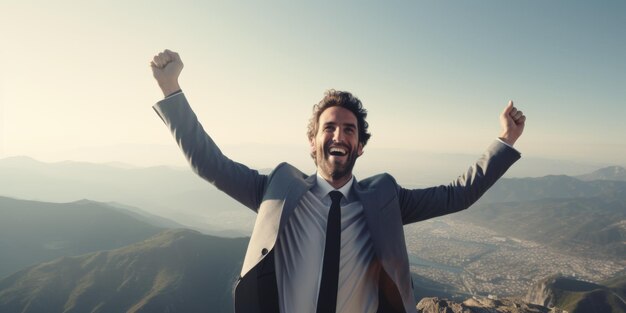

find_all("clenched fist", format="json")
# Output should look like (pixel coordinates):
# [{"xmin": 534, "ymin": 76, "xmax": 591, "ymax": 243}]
[
  {"xmin": 150, "ymin": 49, "xmax": 184, "ymax": 97},
  {"xmin": 499, "ymin": 100, "xmax": 526, "ymax": 146}
]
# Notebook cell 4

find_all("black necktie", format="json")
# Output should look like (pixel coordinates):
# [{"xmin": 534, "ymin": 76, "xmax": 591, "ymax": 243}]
[{"xmin": 317, "ymin": 190, "xmax": 343, "ymax": 313}]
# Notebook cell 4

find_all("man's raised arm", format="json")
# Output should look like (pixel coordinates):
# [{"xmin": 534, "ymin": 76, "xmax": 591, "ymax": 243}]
[
  {"xmin": 149, "ymin": 50, "xmax": 268, "ymax": 212},
  {"xmin": 397, "ymin": 101, "xmax": 526, "ymax": 224}
]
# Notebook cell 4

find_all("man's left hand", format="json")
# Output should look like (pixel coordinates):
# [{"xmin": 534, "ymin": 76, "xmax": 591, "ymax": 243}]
[{"xmin": 499, "ymin": 100, "xmax": 526, "ymax": 146}]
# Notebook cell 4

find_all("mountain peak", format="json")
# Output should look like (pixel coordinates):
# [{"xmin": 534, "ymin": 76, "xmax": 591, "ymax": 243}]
[
  {"xmin": 0, "ymin": 155, "xmax": 44, "ymax": 167},
  {"xmin": 71, "ymin": 198, "xmax": 96, "ymax": 205},
  {"xmin": 576, "ymin": 165, "xmax": 626, "ymax": 182}
]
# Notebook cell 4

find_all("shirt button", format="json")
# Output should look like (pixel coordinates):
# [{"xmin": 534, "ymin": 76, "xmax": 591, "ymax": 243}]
[{"xmin": 261, "ymin": 248, "xmax": 269, "ymax": 256}]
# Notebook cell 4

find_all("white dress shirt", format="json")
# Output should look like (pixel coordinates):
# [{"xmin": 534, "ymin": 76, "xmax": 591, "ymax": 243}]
[{"xmin": 274, "ymin": 174, "xmax": 380, "ymax": 313}]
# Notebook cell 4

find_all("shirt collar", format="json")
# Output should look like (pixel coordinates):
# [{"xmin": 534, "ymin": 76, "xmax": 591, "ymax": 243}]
[{"xmin": 313, "ymin": 172, "xmax": 354, "ymax": 203}]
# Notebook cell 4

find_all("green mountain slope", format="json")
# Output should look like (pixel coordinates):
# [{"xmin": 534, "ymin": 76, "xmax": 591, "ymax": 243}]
[
  {"xmin": 525, "ymin": 274, "xmax": 626, "ymax": 313},
  {"xmin": 0, "ymin": 229, "xmax": 247, "ymax": 313},
  {"xmin": 454, "ymin": 196, "xmax": 625, "ymax": 258},
  {"xmin": 0, "ymin": 196, "xmax": 164, "ymax": 279}
]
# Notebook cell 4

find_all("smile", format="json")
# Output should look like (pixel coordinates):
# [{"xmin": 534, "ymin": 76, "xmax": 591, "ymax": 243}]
[{"xmin": 329, "ymin": 147, "xmax": 348, "ymax": 156}]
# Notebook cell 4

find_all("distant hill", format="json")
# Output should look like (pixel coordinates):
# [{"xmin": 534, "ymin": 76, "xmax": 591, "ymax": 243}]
[
  {"xmin": 453, "ymin": 170, "xmax": 626, "ymax": 259},
  {"xmin": 102, "ymin": 201, "xmax": 187, "ymax": 229},
  {"xmin": 0, "ymin": 156, "xmax": 255, "ymax": 235},
  {"xmin": 0, "ymin": 229, "xmax": 247, "ymax": 313},
  {"xmin": 2, "ymin": 156, "xmax": 623, "ymax": 236},
  {"xmin": 525, "ymin": 274, "xmax": 626, "ymax": 313},
  {"xmin": 480, "ymin": 174, "xmax": 626, "ymax": 203},
  {"xmin": 455, "ymin": 195, "xmax": 626, "ymax": 258},
  {"xmin": 0, "ymin": 196, "xmax": 166, "ymax": 279},
  {"xmin": 576, "ymin": 166, "xmax": 626, "ymax": 182}
]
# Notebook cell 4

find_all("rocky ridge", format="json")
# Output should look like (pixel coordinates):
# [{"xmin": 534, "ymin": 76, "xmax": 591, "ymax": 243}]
[
  {"xmin": 416, "ymin": 297, "xmax": 567, "ymax": 313},
  {"xmin": 524, "ymin": 274, "xmax": 626, "ymax": 313}
]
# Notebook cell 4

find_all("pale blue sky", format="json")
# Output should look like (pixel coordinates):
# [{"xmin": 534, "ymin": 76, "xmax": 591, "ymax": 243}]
[{"xmin": 1, "ymin": 1, "xmax": 625, "ymax": 170}]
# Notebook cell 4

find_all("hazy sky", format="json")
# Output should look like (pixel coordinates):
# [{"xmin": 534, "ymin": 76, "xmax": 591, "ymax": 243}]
[{"xmin": 2, "ymin": 1, "xmax": 625, "ymax": 170}]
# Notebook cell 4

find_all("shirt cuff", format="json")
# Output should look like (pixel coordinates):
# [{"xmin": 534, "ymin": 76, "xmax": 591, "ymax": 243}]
[
  {"xmin": 164, "ymin": 89, "xmax": 183, "ymax": 99},
  {"xmin": 496, "ymin": 138, "xmax": 520, "ymax": 154}
]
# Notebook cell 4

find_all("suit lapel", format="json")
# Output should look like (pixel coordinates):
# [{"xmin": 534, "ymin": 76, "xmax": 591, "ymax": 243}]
[
  {"xmin": 353, "ymin": 181, "xmax": 389, "ymax": 260},
  {"xmin": 278, "ymin": 174, "xmax": 316, "ymax": 231},
  {"xmin": 353, "ymin": 183, "xmax": 381, "ymax": 242}
]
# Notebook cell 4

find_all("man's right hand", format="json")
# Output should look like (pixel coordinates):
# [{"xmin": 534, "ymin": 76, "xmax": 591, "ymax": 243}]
[{"xmin": 151, "ymin": 49, "xmax": 184, "ymax": 97}]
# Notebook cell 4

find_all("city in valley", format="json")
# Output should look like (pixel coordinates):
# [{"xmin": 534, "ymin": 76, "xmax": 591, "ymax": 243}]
[{"xmin": 404, "ymin": 218, "xmax": 625, "ymax": 297}]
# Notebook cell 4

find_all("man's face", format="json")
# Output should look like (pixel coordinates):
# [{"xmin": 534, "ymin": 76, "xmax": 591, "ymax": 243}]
[{"xmin": 310, "ymin": 106, "xmax": 363, "ymax": 181}]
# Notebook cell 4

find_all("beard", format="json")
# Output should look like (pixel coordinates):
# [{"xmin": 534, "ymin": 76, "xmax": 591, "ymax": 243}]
[{"xmin": 316, "ymin": 142, "xmax": 359, "ymax": 181}]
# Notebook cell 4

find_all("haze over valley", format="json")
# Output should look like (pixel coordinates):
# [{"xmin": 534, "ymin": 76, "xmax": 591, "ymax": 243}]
[{"xmin": 1, "ymin": 156, "xmax": 624, "ymax": 312}]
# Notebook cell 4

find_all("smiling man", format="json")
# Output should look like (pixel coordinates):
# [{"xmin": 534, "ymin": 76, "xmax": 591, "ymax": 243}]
[
  {"xmin": 308, "ymin": 92, "xmax": 368, "ymax": 189},
  {"xmin": 150, "ymin": 49, "xmax": 525, "ymax": 313}
]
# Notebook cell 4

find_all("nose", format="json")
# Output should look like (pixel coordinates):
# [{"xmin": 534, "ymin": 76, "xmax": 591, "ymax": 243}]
[{"xmin": 333, "ymin": 128, "xmax": 345, "ymax": 142}]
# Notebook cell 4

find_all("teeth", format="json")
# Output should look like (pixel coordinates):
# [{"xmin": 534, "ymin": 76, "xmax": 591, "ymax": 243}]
[{"xmin": 330, "ymin": 147, "xmax": 347, "ymax": 155}]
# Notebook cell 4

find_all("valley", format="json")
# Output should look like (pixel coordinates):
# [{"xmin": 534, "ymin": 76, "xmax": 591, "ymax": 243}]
[{"xmin": 405, "ymin": 218, "xmax": 624, "ymax": 297}]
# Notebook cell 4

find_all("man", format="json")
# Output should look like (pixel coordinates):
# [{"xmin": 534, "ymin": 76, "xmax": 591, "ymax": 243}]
[{"xmin": 150, "ymin": 49, "xmax": 525, "ymax": 313}]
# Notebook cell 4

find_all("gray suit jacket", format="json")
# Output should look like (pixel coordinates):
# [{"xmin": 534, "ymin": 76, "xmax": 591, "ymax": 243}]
[{"xmin": 153, "ymin": 94, "xmax": 521, "ymax": 313}]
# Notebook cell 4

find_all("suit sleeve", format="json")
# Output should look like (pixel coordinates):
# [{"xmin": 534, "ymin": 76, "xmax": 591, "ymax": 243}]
[
  {"xmin": 153, "ymin": 93, "xmax": 268, "ymax": 212},
  {"xmin": 397, "ymin": 140, "xmax": 520, "ymax": 224}
]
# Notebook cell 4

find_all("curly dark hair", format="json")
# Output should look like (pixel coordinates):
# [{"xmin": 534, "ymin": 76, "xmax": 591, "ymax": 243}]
[{"xmin": 307, "ymin": 89, "xmax": 371, "ymax": 157}]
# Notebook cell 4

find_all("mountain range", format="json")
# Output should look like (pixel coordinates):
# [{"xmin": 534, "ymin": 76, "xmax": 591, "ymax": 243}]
[
  {"xmin": 0, "ymin": 229, "xmax": 247, "ymax": 313},
  {"xmin": 1, "ymin": 156, "xmax": 625, "ymax": 311},
  {"xmin": 0, "ymin": 156, "xmax": 257, "ymax": 236},
  {"xmin": 455, "ymin": 195, "xmax": 626, "ymax": 258},
  {"xmin": 0, "ymin": 196, "xmax": 166, "ymax": 279},
  {"xmin": 2, "ymin": 155, "xmax": 625, "ymax": 237},
  {"xmin": 1, "ymin": 194, "xmax": 451, "ymax": 312},
  {"xmin": 479, "ymin": 174, "xmax": 626, "ymax": 203},
  {"xmin": 454, "ymin": 167, "xmax": 626, "ymax": 259}
]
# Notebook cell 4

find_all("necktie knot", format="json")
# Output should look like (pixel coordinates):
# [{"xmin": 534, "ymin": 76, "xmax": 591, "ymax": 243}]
[{"xmin": 329, "ymin": 190, "xmax": 343, "ymax": 206}]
